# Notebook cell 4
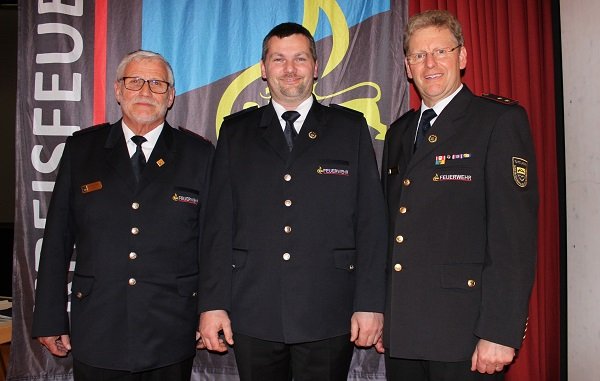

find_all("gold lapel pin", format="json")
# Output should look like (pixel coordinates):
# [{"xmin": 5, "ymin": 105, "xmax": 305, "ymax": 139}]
[
  {"xmin": 428, "ymin": 135, "xmax": 438, "ymax": 143},
  {"xmin": 308, "ymin": 131, "xmax": 318, "ymax": 140},
  {"xmin": 156, "ymin": 159, "xmax": 165, "ymax": 167}
]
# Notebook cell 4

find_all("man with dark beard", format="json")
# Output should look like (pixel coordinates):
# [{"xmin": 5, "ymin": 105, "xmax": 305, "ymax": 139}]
[{"xmin": 198, "ymin": 22, "xmax": 387, "ymax": 381}]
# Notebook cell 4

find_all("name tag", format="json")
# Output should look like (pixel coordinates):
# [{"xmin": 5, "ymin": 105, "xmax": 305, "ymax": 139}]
[{"xmin": 81, "ymin": 181, "xmax": 103, "ymax": 194}]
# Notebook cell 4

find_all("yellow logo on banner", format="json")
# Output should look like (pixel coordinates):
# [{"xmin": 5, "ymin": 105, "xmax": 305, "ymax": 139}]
[{"xmin": 216, "ymin": 0, "xmax": 386, "ymax": 140}]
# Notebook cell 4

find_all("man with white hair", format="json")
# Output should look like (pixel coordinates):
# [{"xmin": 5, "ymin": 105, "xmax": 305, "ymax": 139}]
[{"xmin": 32, "ymin": 50, "xmax": 214, "ymax": 380}]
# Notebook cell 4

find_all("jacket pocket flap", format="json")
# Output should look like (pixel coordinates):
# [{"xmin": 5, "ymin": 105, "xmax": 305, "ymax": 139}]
[
  {"xmin": 177, "ymin": 273, "xmax": 199, "ymax": 297},
  {"xmin": 72, "ymin": 274, "xmax": 95, "ymax": 299},
  {"xmin": 333, "ymin": 249, "xmax": 356, "ymax": 271},
  {"xmin": 232, "ymin": 248, "xmax": 248, "ymax": 270},
  {"xmin": 440, "ymin": 263, "xmax": 482, "ymax": 289}
]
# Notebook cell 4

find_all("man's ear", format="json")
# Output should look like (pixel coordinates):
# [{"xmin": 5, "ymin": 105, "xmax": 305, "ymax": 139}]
[
  {"xmin": 260, "ymin": 60, "xmax": 267, "ymax": 80},
  {"xmin": 114, "ymin": 81, "xmax": 122, "ymax": 104},
  {"xmin": 405, "ymin": 59, "xmax": 413, "ymax": 79}
]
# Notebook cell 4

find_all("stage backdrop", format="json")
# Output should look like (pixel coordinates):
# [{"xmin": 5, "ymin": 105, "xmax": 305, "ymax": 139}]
[{"xmin": 11, "ymin": 0, "xmax": 408, "ymax": 380}]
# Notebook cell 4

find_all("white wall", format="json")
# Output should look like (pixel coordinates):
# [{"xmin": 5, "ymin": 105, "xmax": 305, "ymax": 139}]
[{"xmin": 561, "ymin": 1, "xmax": 600, "ymax": 379}]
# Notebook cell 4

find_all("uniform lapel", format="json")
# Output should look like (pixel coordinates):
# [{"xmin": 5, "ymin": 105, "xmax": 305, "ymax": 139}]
[
  {"xmin": 289, "ymin": 99, "xmax": 324, "ymax": 162},
  {"xmin": 104, "ymin": 121, "xmax": 137, "ymax": 190},
  {"xmin": 259, "ymin": 103, "xmax": 290, "ymax": 163},
  {"xmin": 138, "ymin": 122, "xmax": 174, "ymax": 189},
  {"xmin": 408, "ymin": 86, "xmax": 473, "ymax": 169},
  {"xmin": 402, "ymin": 111, "xmax": 419, "ymax": 166}
]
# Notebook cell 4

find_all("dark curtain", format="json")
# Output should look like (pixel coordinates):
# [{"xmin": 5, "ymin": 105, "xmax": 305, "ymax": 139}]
[{"xmin": 407, "ymin": 1, "xmax": 560, "ymax": 380}]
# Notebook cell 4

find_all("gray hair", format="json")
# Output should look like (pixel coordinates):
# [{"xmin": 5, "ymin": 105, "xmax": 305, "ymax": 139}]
[{"xmin": 115, "ymin": 50, "xmax": 175, "ymax": 87}]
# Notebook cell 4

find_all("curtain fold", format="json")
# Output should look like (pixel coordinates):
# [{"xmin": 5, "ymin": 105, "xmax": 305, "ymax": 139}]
[{"xmin": 407, "ymin": 1, "xmax": 560, "ymax": 380}]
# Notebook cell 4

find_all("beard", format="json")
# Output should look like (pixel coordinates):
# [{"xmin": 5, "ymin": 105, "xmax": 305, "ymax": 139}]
[{"xmin": 275, "ymin": 75, "xmax": 310, "ymax": 100}]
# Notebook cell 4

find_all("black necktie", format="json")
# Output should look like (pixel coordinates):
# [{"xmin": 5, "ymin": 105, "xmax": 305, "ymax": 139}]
[
  {"xmin": 130, "ymin": 135, "xmax": 147, "ymax": 182},
  {"xmin": 282, "ymin": 111, "xmax": 300, "ymax": 151},
  {"xmin": 414, "ymin": 108, "xmax": 437, "ymax": 152}
]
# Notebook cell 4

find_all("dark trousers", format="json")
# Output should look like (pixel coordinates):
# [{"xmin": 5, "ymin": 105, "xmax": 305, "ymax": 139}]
[
  {"xmin": 73, "ymin": 357, "xmax": 194, "ymax": 381},
  {"xmin": 234, "ymin": 333, "xmax": 354, "ymax": 381},
  {"xmin": 385, "ymin": 355, "xmax": 505, "ymax": 381}
]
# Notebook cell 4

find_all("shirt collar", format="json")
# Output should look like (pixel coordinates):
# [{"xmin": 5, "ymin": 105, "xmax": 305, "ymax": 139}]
[
  {"xmin": 122, "ymin": 120, "xmax": 164, "ymax": 158},
  {"xmin": 272, "ymin": 96, "xmax": 314, "ymax": 132},
  {"xmin": 419, "ymin": 84, "xmax": 463, "ymax": 124}
]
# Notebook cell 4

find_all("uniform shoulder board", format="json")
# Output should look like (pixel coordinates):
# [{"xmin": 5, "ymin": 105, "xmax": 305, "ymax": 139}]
[
  {"xmin": 329, "ymin": 103, "xmax": 364, "ymax": 116},
  {"xmin": 73, "ymin": 122, "xmax": 110, "ymax": 136},
  {"xmin": 177, "ymin": 126, "xmax": 211, "ymax": 143},
  {"xmin": 480, "ymin": 93, "xmax": 519, "ymax": 105},
  {"xmin": 223, "ymin": 105, "xmax": 258, "ymax": 120}
]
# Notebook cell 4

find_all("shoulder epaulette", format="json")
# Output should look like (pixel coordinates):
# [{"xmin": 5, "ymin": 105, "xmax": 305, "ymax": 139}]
[
  {"xmin": 329, "ymin": 103, "xmax": 364, "ymax": 116},
  {"xmin": 480, "ymin": 93, "xmax": 519, "ymax": 105},
  {"xmin": 223, "ymin": 105, "xmax": 259, "ymax": 120},
  {"xmin": 73, "ymin": 122, "xmax": 110, "ymax": 136},
  {"xmin": 177, "ymin": 126, "xmax": 212, "ymax": 143}
]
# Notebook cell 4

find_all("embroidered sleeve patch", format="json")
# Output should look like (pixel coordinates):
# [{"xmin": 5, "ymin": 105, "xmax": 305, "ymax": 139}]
[{"xmin": 512, "ymin": 157, "xmax": 528, "ymax": 187}]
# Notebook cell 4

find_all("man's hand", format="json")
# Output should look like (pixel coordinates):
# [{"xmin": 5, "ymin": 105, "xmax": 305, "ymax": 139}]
[
  {"xmin": 374, "ymin": 335, "xmax": 385, "ymax": 354},
  {"xmin": 471, "ymin": 338, "xmax": 515, "ymax": 374},
  {"xmin": 350, "ymin": 312, "xmax": 383, "ymax": 347},
  {"xmin": 198, "ymin": 310, "xmax": 234, "ymax": 352},
  {"xmin": 38, "ymin": 335, "xmax": 71, "ymax": 357}
]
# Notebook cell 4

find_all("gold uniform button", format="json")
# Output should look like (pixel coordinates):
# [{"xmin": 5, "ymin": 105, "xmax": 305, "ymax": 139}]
[
  {"xmin": 395, "ymin": 235, "xmax": 404, "ymax": 243},
  {"xmin": 394, "ymin": 263, "xmax": 402, "ymax": 272},
  {"xmin": 284, "ymin": 199, "xmax": 292, "ymax": 207},
  {"xmin": 131, "ymin": 202, "xmax": 140, "ymax": 210},
  {"xmin": 283, "ymin": 253, "xmax": 291, "ymax": 261},
  {"xmin": 128, "ymin": 278, "xmax": 137, "ymax": 286},
  {"xmin": 129, "ymin": 252, "xmax": 137, "ymax": 260},
  {"xmin": 131, "ymin": 227, "xmax": 139, "ymax": 235},
  {"xmin": 403, "ymin": 179, "xmax": 411, "ymax": 186},
  {"xmin": 467, "ymin": 279, "xmax": 477, "ymax": 288},
  {"xmin": 399, "ymin": 206, "xmax": 407, "ymax": 214},
  {"xmin": 284, "ymin": 174, "xmax": 292, "ymax": 182},
  {"xmin": 284, "ymin": 226, "xmax": 292, "ymax": 234},
  {"xmin": 75, "ymin": 292, "xmax": 83, "ymax": 299}
]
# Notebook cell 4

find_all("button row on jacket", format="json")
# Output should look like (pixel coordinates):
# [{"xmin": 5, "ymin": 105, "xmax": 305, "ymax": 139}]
[
  {"xmin": 129, "ymin": 201, "xmax": 141, "ymax": 284},
  {"xmin": 283, "ymin": 173, "xmax": 293, "ymax": 260}
]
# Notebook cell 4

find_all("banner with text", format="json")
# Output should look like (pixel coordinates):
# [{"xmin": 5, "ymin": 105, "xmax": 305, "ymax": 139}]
[{"xmin": 11, "ymin": 1, "xmax": 408, "ymax": 379}]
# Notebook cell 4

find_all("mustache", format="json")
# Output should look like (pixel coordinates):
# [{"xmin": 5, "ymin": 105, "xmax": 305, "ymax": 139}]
[
  {"xmin": 280, "ymin": 74, "xmax": 302, "ymax": 80},
  {"xmin": 130, "ymin": 96, "xmax": 160, "ymax": 107}
]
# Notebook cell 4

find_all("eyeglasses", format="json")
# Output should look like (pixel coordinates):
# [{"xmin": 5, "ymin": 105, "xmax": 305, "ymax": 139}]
[
  {"xmin": 406, "ymin": 45, "xmax": 462, "ymax": 65},
  {"xmin": 120, "ymin": 77, "xmax": 171, "ymax": 94}
]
